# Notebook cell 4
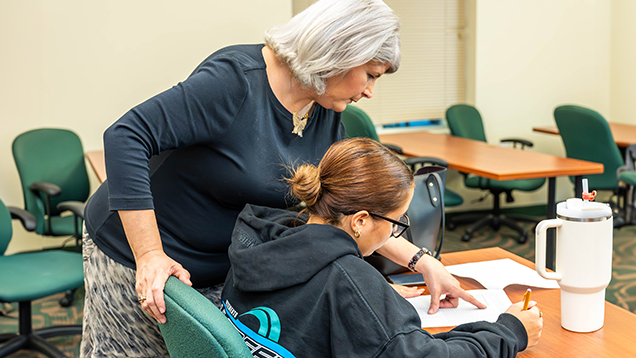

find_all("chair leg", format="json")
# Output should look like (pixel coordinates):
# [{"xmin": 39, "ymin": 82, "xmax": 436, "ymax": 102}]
[
  {"xmin": 28, "ymin": 334, "xmax": 67, "ymax": 358},
  {"xmin": 0, "ymin": 301, "xmax": 80, "ymax": 358},
  {"xmin": 462, "ymin": 214, "xmax": 495, "ymax": 242},
  {"xmin": 458, "ymin": 191, "xmax": 533, "ymax": 244},
  {"xmin": 497, "ymin": 215, "xmax": 528, "ymax": 244},
  {"xmin": 36, "ymin": 325, "xmax": 82, "ymax": 338},
  {"xmin": 628, "ymin": 186, "xmax": 636, "ymax": 224},
  {"xmin": 0, "ymin": 335, "xmax": 27, "ymax": 357}
]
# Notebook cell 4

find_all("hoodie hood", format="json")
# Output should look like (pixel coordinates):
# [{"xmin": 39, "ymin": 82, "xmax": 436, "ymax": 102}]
[{"xmin": 228, "ymin": 204, "xmax": 362, "ymax": 292}]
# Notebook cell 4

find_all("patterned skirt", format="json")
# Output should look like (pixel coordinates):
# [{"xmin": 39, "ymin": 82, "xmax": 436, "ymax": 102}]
[{"xmin": 80, "ymin": 227, "xmax": 223, "ymax": 358}]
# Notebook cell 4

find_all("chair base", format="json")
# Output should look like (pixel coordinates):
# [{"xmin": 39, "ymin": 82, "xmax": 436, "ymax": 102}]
[
  {"xmin": 450, "ymin": 212, "xmax": 533, "ymax": 244},
  {"xmin": 464, "ymin": 214, "xmax": 528, "ymax": 244},
  {"xmin": 0, "ymin": 301, "xmax": 82, "ymax": 358}
]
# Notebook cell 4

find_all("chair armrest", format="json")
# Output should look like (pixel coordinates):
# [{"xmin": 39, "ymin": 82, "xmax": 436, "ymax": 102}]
[
  {"xmin": 404, "ymin": 157, "xmax": 449, "ymax": 169},
  {"xmin": 57, "ymin": 201, "xmax": 86, "ymax": 220},
  {"xmin": 8, "ymin": 206, "xmax": 37, "ymax": 232},
  {"xmin": 500, "ymin": 138, "xmax": 533, "ymax": 149},
  {"xmin": 29, "ymin": 181, "xmax": 62, "ymax": 197},
  {"xmin": 382, "ymin": 143, "xmax": 403, "ymax": 155}
]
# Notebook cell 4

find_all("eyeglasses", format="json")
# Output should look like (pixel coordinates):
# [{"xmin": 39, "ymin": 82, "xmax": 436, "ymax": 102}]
[{"xmin": 341, "ymin": 211, "xmax": 410, "ymax": 238}]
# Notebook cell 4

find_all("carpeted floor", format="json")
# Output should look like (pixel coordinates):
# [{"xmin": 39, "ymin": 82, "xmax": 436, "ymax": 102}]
[{"xmin": 2, "ymin": 212, "xmax": 636, "ymax": 357}]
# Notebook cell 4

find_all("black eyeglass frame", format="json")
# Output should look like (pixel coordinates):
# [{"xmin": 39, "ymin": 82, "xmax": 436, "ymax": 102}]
[{"xmin": 341, "ymin": 210, "xmax": 410, "ymax": 238}]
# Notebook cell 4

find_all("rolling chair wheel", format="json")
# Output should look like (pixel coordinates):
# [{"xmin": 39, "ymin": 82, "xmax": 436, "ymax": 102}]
[
  {"xmin": 59, "ymin": 289, "xmax": 74, "ymax": 307},
  {"xmin": 517, "ymin": 233, "xmax": 528, "ymax": 244},
  {"xmin": 461, "ymin": 233, "xmax": 472, "ymax": 242},
  {"xmin": 447, "ymin": 222, "xmax": 457, "ymax": 230}
]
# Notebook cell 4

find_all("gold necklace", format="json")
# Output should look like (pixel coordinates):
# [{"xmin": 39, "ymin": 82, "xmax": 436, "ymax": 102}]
[{"xmin": 290, "ymin": 72, "xmax": 313, "ymax": 137}]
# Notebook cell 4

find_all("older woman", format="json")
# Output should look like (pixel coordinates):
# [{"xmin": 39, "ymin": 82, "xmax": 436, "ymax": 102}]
[{"xmin": 81, "ymin": 0, "xmax": 481, "ymax": 356}]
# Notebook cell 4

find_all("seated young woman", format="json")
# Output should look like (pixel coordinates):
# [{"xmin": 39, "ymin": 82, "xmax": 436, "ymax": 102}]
[{"xmin": 221, "ymin": 137, "xmax": 542, "ymax": 357}]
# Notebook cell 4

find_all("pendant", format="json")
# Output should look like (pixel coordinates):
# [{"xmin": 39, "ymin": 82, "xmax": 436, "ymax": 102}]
[{"xmin": 292, "ymin": 113, "xmax": 308, "ymax": 137}]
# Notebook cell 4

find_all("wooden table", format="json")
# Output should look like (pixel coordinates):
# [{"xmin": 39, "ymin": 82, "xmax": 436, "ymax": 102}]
[
  {"xmin": 429, "ymin": 247, "xmax": 636, "ymax": 357},
  {"xmin": 378, "ymin": 131, "xmax": 603, "ymax": 182},
  {"xmin": 378, "ymin": 131, "xmax": 604, "ymax": 269},
  {"xmin": 534, "ymin": 122, "xmax": 636, "ymax": 148},
  {"xmin": 85, "ymin": 150, "xmax": 106, "ymax": 183}
]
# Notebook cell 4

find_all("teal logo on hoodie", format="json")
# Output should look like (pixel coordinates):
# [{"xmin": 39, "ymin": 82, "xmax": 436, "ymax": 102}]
[
  {"xmin": 240, "ymin": 306, "xmax": 281, "ymax": 342},
  {"xmin": 224, "ymin": 300, "xmax": 296, "ymax": 358}
]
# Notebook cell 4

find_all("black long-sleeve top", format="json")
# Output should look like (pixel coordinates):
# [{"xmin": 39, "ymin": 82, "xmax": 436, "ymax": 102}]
[{"xmin": 84, "ymin": 44, "xmax": 344, "ymax": 287}]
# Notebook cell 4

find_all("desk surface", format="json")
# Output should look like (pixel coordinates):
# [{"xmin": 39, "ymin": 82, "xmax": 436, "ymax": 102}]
[
  {"xmin": 534, "ymin": 122, "xmax": 636, "ymax": 148},
  {"xmin": 378, "ymin": 131, "xmax": 603, "ymax": 181},
  {"xmin": 430, "ymin": 248, "xmax": 636, "ymax": 357},
  {"xmin": 86, "ymin": 150, "xmax": 106, "ymax": 183}
]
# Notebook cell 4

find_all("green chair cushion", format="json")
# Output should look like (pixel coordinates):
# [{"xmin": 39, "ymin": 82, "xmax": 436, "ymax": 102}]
[
  {"xmin": 0, "ymin": 250, "xmax": 83, "ymax": 302},
  {"xmin": 444, "ymin": 189, "xmax": 463, "ymax": 207},
  {"xmin": 465, "ymin": 175, "xmax": 545, "ymax": 192},
  {"xmin": 159, "ymin": 276, "xmax": 252, "ymax": 358},
  {"xmin": 619, "ymin": 171, "xmax": 636, "ymax": 186}
]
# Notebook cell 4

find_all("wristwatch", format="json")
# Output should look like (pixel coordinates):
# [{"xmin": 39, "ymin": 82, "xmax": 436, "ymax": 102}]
[{"xmin": 408, "ymin": 247, "xmax": 433, "ymax": 272}]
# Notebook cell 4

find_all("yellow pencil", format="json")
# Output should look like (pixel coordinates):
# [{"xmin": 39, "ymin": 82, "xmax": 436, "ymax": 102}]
[{"xmin": 522, "ymin": 288, "xmax": 532, "ymax": 311}]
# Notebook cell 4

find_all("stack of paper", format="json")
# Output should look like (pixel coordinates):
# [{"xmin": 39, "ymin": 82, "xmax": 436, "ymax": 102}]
[
  {"xmin": 407, "ymin": 258, "xmax": 559, "ymax": 328},
  {"xmin": 408, "ymin": 289, "xmax": 512, "ymax": 328},
  {"xmin": 445, "ymin": 258, "xmax": 560, "ymax": 290}
]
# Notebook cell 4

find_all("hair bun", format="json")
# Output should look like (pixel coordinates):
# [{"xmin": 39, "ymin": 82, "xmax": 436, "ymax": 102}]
[{"xmin": 288, "ymin": 164, "xmax": 321, "ymax": 206}]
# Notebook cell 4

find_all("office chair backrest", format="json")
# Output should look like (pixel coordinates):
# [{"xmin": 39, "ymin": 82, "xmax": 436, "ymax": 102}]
[
  {"xmin": 554, "ymin": 105, "xmax": 624, "ymax": 190},
  {"xmin": 12, "ymin": 128, "xmax": 90, "ymax": 234},
  {"xmin": 159, "ymin": 276, "xmax": 253, "ymax": 358},
  {"xmin": 341, "ymin": 105, "xmax": 380, "ymax": 141},
  {"xmin": 445, "ymin": 104, "xmax": 488, "ymax": 142},
  {"xmin": 0, "ymin": 200, "xmax": 12, "ymax": 256}
]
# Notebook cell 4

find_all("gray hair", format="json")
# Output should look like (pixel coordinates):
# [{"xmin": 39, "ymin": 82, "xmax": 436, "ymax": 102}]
[{"xmin": 265, "ymin": 0, "xmax": 401, "ymax": 95}]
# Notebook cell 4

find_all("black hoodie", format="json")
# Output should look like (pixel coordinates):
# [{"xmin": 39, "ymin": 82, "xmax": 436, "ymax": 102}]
[{"xmin": 222, "ymin": 204, "xmax": 528, "ymax": 357}]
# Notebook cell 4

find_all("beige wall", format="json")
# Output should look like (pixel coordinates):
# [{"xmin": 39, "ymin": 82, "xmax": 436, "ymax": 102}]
[
  {"xmin": 0, "ymin": 0, "xmax": 291, "ymax": 253},
  {"xmin": 450, "ymin": 0, "xmax": 612, "ymax": 212},
  {"xmin": 1, "ymin": 0, "xmax": 630, "ymax": 251},
  {"xmin": 611, "ymin": 0, "xmax": 636, "ymax": 124}
]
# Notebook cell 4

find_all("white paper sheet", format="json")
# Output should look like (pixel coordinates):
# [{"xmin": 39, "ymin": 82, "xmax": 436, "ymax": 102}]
[
  {"xmin": 408, "ymin": 289, "xmax": 512, "ymax": 328},
  {"xmin": 445, "ymin": 258, "xmax": 560, "ymax": 290}
]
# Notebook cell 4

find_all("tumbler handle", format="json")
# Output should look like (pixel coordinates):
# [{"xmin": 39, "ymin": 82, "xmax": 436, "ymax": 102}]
[{"xmin": 535, "ymin": 219, "xmax": 563, "ymax": 280}]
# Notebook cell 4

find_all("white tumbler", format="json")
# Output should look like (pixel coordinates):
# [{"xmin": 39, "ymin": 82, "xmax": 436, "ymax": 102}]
[{"xmin": 535, "ymin": 198, "xmax": 613, "ymax": 333}]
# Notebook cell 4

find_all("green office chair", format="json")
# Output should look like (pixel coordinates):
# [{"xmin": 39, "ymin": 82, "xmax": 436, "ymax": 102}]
[
  {"xmin": 618, "ymin": 144, "xmax": 636, "ymax": 225},
  {"xmin": 12, "ymin": 128, "xmax": 88, "ymax": 242},
  {"xmin": 159, "ymin": 276, "xmax": 253, "ymax": 358},
  {"xmin": 341, "ymin": 105, "xmax": 403, "ymax": 153},
  {"xmin": 445, "ymin": 104, "xmax": 545, "ymax": 243},
  {"xmin": 12, "ymin": 128, "xmax": 88, "ymax": 306},
  {"xmin": 554, "ymin": 105, "xmax": 627, "ymax": 226},
  {"xmin": 0, "ymin": 198, "xmax": 83, "ymax": 358},
  {"xmin": 342, "ymin": 105, "xmax": 463, "ymax": 209}
]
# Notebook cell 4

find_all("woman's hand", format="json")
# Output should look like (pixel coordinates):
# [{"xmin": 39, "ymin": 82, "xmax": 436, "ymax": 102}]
[
  {"xmin": 119, "ymin": 209, "xmax": 192, "ymax": 323},
  {"xmin": 415, "ymin": 255, "xmax": 487, "ymax": 314},
  {"xmin": 374, "ymin": 237, "xmax": 486, "ymax": 313},
  {"xmin": 506, "ymin": 301, "xmax": 543, "ymax": 348},
  {"xmin": 135, "ymin": 249, "xmax": 191, "ymax": 323},
  {"xmin": 389, "ymin": 283, "xmax": 425, "ymax": 298}
]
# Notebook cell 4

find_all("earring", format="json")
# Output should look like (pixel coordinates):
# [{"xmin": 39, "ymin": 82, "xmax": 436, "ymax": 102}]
[{"xmin": 354, "ymin": 231, "xmax": 361, "ymax": 238}]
